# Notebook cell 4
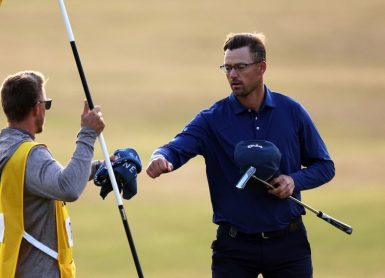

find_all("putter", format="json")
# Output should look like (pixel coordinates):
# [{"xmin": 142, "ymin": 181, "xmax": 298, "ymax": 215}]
[{"xmin": 236, "ymin": 166, "xmax": 353, "ymax": 235}]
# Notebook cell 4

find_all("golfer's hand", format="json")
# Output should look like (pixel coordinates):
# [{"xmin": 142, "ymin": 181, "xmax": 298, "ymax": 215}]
[
  {"xmin": 268, "ymin": 175, "xmax": 295, "ymax": 199},
  {"xmin": 81, "ymin": 100, "xmax": 105, "ymax": 135},
  {"xmin": 146, "ymin": 156, "xmax": 173, "ymax": 178}
]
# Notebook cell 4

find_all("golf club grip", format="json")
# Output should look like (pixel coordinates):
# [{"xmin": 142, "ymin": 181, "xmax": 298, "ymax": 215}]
[{"xmin": 317, "ymin": 211, "xmax": 353, "ymax": 235}]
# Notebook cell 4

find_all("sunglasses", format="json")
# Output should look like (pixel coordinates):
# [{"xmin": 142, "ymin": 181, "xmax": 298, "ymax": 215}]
[{"xmin": 37, "ymin": 98, "xmax": 53, "ymax": 110}]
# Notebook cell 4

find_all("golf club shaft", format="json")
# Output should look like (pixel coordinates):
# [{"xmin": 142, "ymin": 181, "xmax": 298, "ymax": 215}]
[
  {"xmin": 251, "ymin": 176, "xmax": 353, "ymax": 235},
  {"xmin": 57, "ymin": 0, "xmax": 144, "ymax": 276}
]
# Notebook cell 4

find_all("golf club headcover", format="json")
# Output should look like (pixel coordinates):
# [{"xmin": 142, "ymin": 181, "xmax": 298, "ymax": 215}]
[
  {"xmin": 93, "ymin": 148, "xmax": 142, "ymax": 200},
  {"xmin": 234, "ymin": 140, "xmax": 281, "ymax": 181}
]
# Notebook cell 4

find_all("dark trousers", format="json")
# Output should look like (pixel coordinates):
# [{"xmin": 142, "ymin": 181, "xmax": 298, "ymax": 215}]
[{"xmin": 211, "ymin": 222, "xmax": 313, "ymax": 278}]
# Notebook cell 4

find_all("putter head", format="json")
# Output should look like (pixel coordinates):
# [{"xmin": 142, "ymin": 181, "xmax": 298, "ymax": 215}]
[{"xmin": 235, "ymin": 166, "xmax": 256, "ymax": 190}]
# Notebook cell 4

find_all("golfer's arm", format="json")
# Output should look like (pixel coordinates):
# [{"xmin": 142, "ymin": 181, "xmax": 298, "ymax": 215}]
[{"xmin": 290, "ymin": 159, "xmax": 335, "ymax": 191}]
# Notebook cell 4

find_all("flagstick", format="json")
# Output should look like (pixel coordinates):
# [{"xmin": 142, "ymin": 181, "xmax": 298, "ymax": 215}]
[{"xmin": 57, "ymin": 1, "xmax": 144, "ymax": 277}]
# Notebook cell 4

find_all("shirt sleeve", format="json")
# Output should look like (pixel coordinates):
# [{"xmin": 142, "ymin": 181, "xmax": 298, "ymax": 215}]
[
  {"xmin": 290, "ymin": 105, "xmax": 335, "ymax": 191},
  {"xmin": 24, "ymin": 127, "xmax": 98, "ymax": 202},
  {"xmin": 152, "ymin": 112, "xmax": 208, "ymax": 170}
]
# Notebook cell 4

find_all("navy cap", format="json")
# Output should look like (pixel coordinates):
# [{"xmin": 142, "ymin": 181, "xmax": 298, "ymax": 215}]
[
  {"xmin": 94, "ymin": 148, "xmax": 142, "ymax": 200},
  {"xmin": 234, "ymin": 140, "xmax": 281, "ymax": 181}
]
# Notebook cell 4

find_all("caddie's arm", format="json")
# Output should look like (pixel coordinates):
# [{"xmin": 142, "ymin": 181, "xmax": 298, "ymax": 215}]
[{"xmin": 25, "ymin": 101, "xmax": 105, "ymax": 202}]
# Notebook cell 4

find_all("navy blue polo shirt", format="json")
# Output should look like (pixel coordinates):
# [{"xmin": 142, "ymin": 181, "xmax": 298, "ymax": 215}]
[{"xmin": 154, "ymin": 85, "xmax": 335, "ymax": 233}]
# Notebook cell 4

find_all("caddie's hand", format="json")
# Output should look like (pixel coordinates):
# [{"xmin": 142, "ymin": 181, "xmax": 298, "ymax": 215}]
[
  {"xmin": 146, "ymin": 156, "xmax": 173, "ymax": 178},
  {"xmin": 81, "ymin": 100, "xmax": 105, "ymax": 135},
  {"xmin": 268, "ymin": 174, "xmax": 295, "ymax": 199}
]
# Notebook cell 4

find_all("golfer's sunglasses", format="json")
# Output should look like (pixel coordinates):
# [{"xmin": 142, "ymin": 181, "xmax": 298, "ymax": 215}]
[{"xmin": 37, "ymin": 98, "xmax": 53, "ymax": 110}]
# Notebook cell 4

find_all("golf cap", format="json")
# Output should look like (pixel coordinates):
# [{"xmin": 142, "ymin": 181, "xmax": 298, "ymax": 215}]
[
  {"xmin": 94, "ymin": 148, "xmax": 142, "ymax": 200},
  {"xmin": 234, "ymin": 140, "xmax": 281, "ymax": 181}
]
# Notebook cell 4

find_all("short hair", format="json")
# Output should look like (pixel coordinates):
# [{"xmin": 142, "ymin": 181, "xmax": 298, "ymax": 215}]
[
  {"xmin": 1, "ymin": 71, "xmax": 46, "ymax": 122},
  {"xmin": 223, "ymin": 32, "xmax": 266, "ymax": 62}
]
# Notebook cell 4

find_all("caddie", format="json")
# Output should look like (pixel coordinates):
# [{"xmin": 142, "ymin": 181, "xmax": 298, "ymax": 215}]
[{"xmin": 0, "ymin": 70, "xmax": 104, "ymax": 277}]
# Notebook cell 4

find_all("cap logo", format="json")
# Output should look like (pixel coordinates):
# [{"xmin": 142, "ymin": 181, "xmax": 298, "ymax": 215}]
[{"xmin": 247, "ymin": 144, "xmax": 263, "ymax": 149}]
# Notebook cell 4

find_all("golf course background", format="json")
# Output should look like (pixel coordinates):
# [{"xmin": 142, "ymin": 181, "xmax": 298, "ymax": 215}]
[{"xmin": 1, "ymin": 0, "xmax": 385, "ymax": 277}]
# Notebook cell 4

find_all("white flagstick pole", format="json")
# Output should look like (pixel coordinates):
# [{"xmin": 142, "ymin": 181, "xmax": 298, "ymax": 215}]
[{"xmin": 57, "ymin": 1, "xmax": 144, "ymax": 276}]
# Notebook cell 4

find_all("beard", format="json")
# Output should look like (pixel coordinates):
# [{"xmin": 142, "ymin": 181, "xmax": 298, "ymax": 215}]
[
  {"xmin": 230, "ymin": 77, "xmax": 262, "ymax": 98},
  {"xmin": 233, "ymin": 87, "xmax": 252, "ymax": 97},
  {"xmin": 231, "ymin": 82, "xmax": 253, "ymax": 98},
  {"xmin": 34, "ymin": 114, "xmax": 44, "ymax": 134}
]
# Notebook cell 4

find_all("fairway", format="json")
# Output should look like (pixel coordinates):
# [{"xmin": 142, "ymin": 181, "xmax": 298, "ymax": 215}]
[{"xmin": 1, "ymin": 0, "xmax": 385, "ymax": 277}]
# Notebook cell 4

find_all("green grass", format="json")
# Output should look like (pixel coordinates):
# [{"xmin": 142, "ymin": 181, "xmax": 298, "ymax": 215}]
[
  {"xmin": 1, "ymin": 0, "xmax": 385, "ymax": 277},
  {"xmin": 304, "ymin": 186, "xmax": 385, "ymax": 277}
]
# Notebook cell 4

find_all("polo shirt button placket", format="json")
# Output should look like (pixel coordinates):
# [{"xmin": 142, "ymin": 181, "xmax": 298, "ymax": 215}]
[{"xmin": 255, "ymin": 115, "xmax": 260, "ymax": 131}]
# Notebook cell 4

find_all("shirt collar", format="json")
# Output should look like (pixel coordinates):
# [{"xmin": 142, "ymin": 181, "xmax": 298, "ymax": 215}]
[
  {"xmin": 229, "ymin": 85, "xmax": 276, "ymax": 114},
  {"xmin": 9, "ymin": 127, "xmax": 35, "ymax": 140}
]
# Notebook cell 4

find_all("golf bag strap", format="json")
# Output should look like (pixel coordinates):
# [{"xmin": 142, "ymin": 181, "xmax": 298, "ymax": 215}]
[{"xmin": 23, "ymin": 231, "xmax": 58, "ymax": 260}]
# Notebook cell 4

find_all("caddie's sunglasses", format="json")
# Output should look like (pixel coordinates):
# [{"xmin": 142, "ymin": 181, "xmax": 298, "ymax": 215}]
[{"xmin": 37, "ymin": 98, "xmax": 53, "ymax": 110}]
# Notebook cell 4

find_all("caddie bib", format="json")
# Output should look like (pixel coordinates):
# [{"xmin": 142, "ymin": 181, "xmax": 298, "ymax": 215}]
[{"xmin": 0, "ymin": 141, "xmax": 76, "ymax": 277}]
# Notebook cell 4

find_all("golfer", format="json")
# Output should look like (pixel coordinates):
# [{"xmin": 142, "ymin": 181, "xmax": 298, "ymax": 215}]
[
  {"xmin": 146, "ymin": 32, "xmax": 335, "ymax": 277},
  {"xmin": 0, "ymin": 71, "xmax": 105, "ymax": 277}
]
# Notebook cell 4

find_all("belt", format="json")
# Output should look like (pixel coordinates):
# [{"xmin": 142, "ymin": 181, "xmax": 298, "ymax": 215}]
[{"xmin": 219, "ymin": 217, "xmax": 302, "ymax": 240}]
